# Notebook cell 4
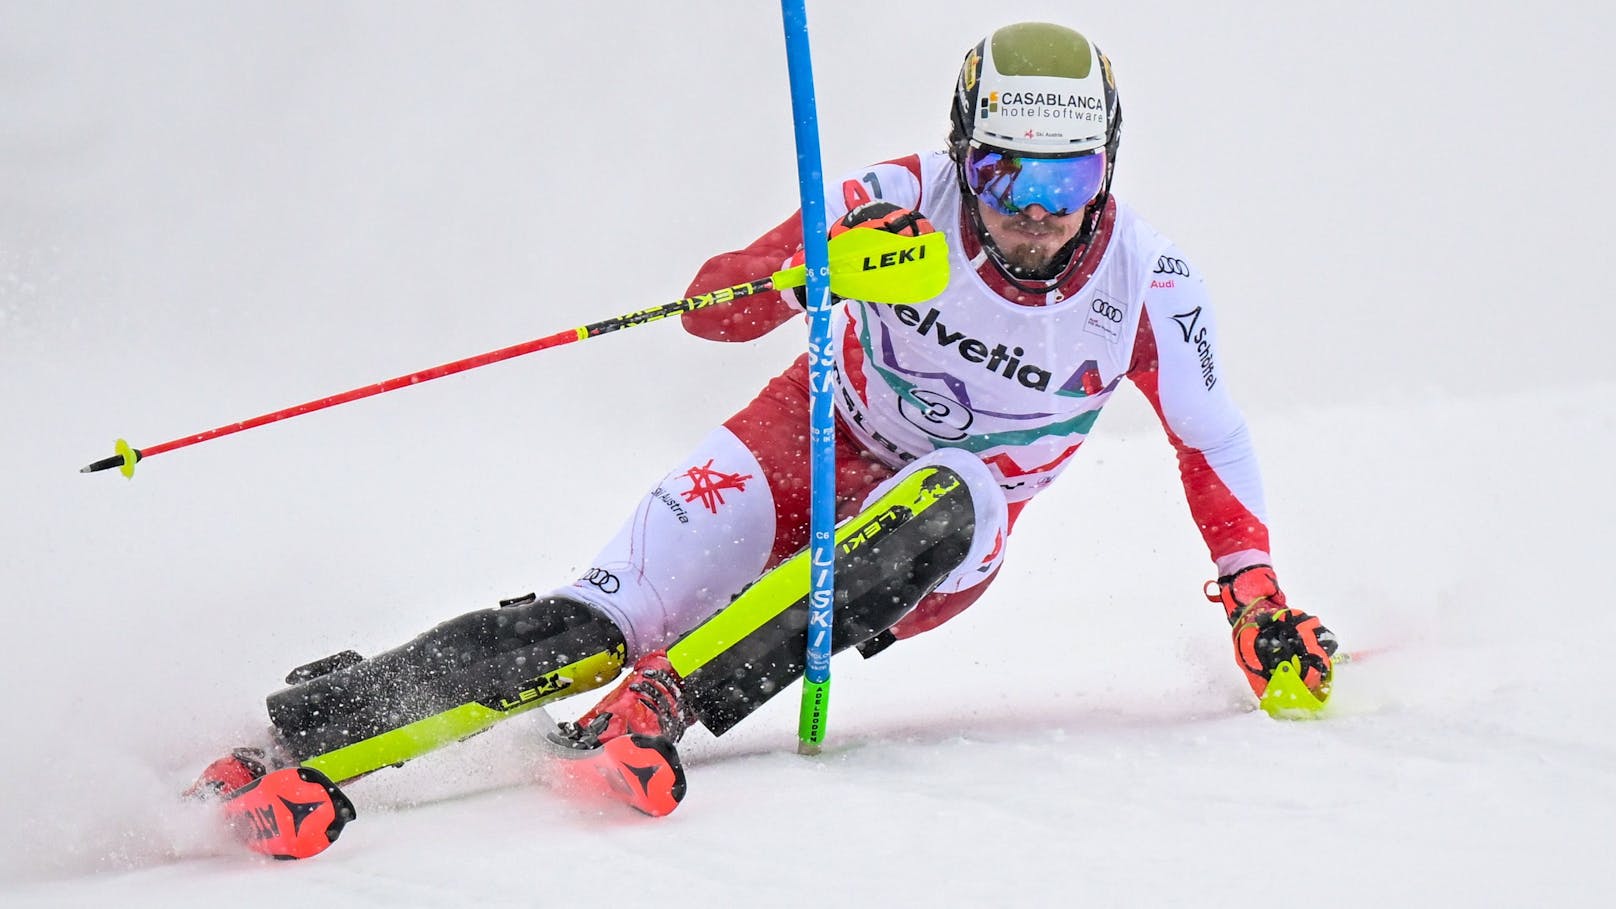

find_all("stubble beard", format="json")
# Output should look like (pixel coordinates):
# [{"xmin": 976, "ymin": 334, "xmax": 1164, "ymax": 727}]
[
  {"xmin": 993, "ymin": 223, "xmax": 1072, "ymax": 274},
  {"xmin": 998, "ymin": 237, "xmax": 1062, "ymax": 272}
]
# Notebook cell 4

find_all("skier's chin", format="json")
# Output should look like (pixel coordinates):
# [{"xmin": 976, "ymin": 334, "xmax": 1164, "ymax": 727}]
[
  {"xmin": 997, "ymin": 242, "xmax": 1065, "ymax": 273},
  {"xmin": 979, "ymin": 212, "xmax": 1081, "ymax": 274}
]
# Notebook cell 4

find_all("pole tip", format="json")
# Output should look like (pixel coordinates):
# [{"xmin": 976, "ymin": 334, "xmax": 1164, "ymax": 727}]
[{"xmin": 80, "ymin": 439, "xmax": 141, "ymax": 477}]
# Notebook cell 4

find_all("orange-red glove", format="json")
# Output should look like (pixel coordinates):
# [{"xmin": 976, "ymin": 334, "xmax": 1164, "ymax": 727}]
[{"xmin": 1207, "ymin": 565, "xmax": 1337, "ymax": 699}]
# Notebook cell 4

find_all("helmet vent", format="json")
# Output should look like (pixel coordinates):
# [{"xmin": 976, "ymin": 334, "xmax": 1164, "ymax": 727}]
[{"xmin": 989, "ymin": 23, "xmax": 1093, "ymax": 79}]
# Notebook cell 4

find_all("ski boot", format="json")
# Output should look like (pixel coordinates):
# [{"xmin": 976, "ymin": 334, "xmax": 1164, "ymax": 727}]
[{"xmin": 547, "ymin": 650, "xmax": 690, "ymax": 816}]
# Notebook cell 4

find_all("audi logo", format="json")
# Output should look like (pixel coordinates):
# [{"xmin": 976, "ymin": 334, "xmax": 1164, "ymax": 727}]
[
  {"xmin": 1153, "ymin": 256, "xmax": 1190, "ymax": 277},
  {"xmin": 582, "ymin": 568, "xmax": 620, "ymax": 594},
  {"xmin": 1090, "ymin": 299, "xmax": 1124, "ymax": 323}
]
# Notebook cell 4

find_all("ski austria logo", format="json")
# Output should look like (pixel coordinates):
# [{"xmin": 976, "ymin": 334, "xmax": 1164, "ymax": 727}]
[
  {"xmin": 1170, "ymin": 306, "xmax": 1218, "ymax": 390},
  {"xmin": 898, "ymin": 388, "xmax": 975, "ymax": 441},
  {"xmin": 681, "ymin": 459, "xmax": 753, "ymax": 514},
  {"xmin": 1083, "ymin": 291, "xmax": 1128, "ymax": 343}
]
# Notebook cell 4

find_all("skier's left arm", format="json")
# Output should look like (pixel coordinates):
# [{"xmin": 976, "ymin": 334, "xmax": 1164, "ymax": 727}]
[
  {"xmin": 1127, "ymin": 248, "xmax": 1336, "ymax": 702},
  {"xmin": 1127, "ymin": 250, "xmax": 1269, "ymax": 575}
]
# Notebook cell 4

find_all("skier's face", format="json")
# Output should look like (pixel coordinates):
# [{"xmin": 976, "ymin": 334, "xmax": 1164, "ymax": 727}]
[{"xmin": 975, "ymin": 202, "xmax": 1085, "ymax": 272}]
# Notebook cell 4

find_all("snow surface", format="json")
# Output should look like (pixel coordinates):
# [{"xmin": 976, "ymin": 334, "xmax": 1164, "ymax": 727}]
[{"xmin": 3, "ymin": 2, "xmax": 1613, "ymax": 906}]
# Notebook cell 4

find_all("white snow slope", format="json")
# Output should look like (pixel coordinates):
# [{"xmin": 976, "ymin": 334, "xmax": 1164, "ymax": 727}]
[{"xmin": 3, "ymin": 3, "xmax": 1612, "ymax": 907}]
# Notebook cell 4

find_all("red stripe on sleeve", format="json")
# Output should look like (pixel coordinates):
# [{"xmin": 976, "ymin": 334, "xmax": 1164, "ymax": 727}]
[{"xmin": 1128, "ymin": 310, "xmax": 1270, "ymax": 562}]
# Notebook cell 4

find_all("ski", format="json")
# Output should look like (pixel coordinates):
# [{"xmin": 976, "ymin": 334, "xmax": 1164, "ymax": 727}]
[{"xmin": 201, "ymin": 460, "xmax": 973, "ymax": 851}]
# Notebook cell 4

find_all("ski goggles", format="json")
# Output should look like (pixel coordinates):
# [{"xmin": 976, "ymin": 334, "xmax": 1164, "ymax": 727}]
[{"xmin": 963, "ymin": 146, "xmax": 1107, "ymax": 217}]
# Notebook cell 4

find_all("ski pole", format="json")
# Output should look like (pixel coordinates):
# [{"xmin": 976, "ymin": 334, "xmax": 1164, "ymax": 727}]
[{"xmin": 79, "ymin": 227, "xmax": 948, "ymax": 478}]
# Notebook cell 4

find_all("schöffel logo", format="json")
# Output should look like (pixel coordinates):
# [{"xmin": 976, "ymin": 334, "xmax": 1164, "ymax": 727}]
[
  {"xmin": 1170, "ymin": 306, "xmax": 1217, "ymax": 390},
  {"xmin": 1154, "ymin": 256, "xmax": 1191, "ymax": 277},
  {"xmin": 1170, "ymin": 306, "xmax": 1199, "ymax": 342},
  {"xmin": 890, "ymin": 304, "xmax": 1052, "ymax": 390}
]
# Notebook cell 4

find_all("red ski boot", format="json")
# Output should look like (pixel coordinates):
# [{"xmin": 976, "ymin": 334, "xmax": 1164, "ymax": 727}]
[
  {"xmin": 558, "ymin": 650, "xmax": 692, "ymax": 747},
  {"xmin": 548, "ymin": 650, "xmax": 690, "ymax": 816}
]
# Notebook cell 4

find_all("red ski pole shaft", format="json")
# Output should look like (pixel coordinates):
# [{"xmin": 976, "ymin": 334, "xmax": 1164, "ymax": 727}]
[{"xmin": 80, "ymin": 276, "xmax": 776, "ymax": 477}]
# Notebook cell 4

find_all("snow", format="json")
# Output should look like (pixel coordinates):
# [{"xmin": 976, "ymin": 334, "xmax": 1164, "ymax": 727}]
[{"xmin": 3, "ymin": 3, "xmax": 1612, "ymax": 906}]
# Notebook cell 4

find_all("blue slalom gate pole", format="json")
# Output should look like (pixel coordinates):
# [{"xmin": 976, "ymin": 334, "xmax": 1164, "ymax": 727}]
[{"xmin": 779, "ymin": 0, "xmax": 835, "ymax": 754}]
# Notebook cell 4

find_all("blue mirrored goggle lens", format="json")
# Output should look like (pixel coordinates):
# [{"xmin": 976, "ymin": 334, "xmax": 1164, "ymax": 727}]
[{"xmin": 964, "ymin": 148, "xmax": 1107, "ymax": 216}]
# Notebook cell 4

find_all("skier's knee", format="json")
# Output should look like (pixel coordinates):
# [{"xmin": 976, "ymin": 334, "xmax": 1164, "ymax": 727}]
[
  {"xmin": 679, "ymin": 455, "xmax": 982, "ymax": 735},
  {"xmin": 876, "ymin": 448, "xmax": 1009, "ymax": 593}
]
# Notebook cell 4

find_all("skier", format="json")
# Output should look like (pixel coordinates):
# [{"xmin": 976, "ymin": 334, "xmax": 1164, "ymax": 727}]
[{"xmin": 190, "ymin": 21, "xmax": 1337, "ymax": 858}]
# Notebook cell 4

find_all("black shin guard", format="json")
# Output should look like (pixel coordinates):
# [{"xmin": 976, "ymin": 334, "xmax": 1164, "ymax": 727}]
[
  {"xmin": 267, "ymin": 595, "xmax": 626, "ymax": 781},
  {"xmin": 671, "ymin": 462, "xmax": 978, "ymax": 735}
]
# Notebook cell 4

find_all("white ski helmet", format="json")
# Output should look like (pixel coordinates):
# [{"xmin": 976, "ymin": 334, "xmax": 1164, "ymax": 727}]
[{"xmin": 949, "ymin": 23, "xmax": 1122, "ymax": 290}]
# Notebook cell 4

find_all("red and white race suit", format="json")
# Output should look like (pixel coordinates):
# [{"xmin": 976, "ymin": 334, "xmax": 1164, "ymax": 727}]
[{"xmin": 559, "ymin": 150, "xmax": 1272, "ymax": 657}]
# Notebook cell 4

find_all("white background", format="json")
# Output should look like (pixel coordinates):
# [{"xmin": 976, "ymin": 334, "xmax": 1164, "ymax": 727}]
[{"xmin": 3, "ymin": 2, "xmax": 1612, "ymax": 905}]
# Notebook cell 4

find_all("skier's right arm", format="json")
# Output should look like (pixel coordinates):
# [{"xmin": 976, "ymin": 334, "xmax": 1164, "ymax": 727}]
[
  {"xmin": 681, "ymin": 156, "xmax": 925, "ymax": 342},
  {"xmin": 680, "ymin": 212, "xmax": 806, "ymax": 342}
]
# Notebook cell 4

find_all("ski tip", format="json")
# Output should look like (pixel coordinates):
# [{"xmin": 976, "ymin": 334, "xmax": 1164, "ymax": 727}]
[
  {"xmin": 221, "ymin": 766, "xmax": 356, "ymax": 860},
  {"xmin": 603, "ymin": 734, "xmax": 686, "ymax": 817},
  {"xmin": 544, "ymin": 730, "xmax": 687, "ymax": 817}
]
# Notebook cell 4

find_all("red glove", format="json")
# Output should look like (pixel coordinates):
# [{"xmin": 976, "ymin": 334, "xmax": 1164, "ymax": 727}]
[
  {"xmin": 1206, "ymin": 565, "xmax": 1337, "ymax": 700},
  {"xmin": 784, "ymin": 201, "xmax": 935, "ymax": 307}
]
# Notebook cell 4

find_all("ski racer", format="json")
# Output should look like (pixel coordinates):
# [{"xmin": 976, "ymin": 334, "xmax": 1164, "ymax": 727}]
[{"xmin": 190, "ymin": 21, "xmax": 1338, "ymax": 858}]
